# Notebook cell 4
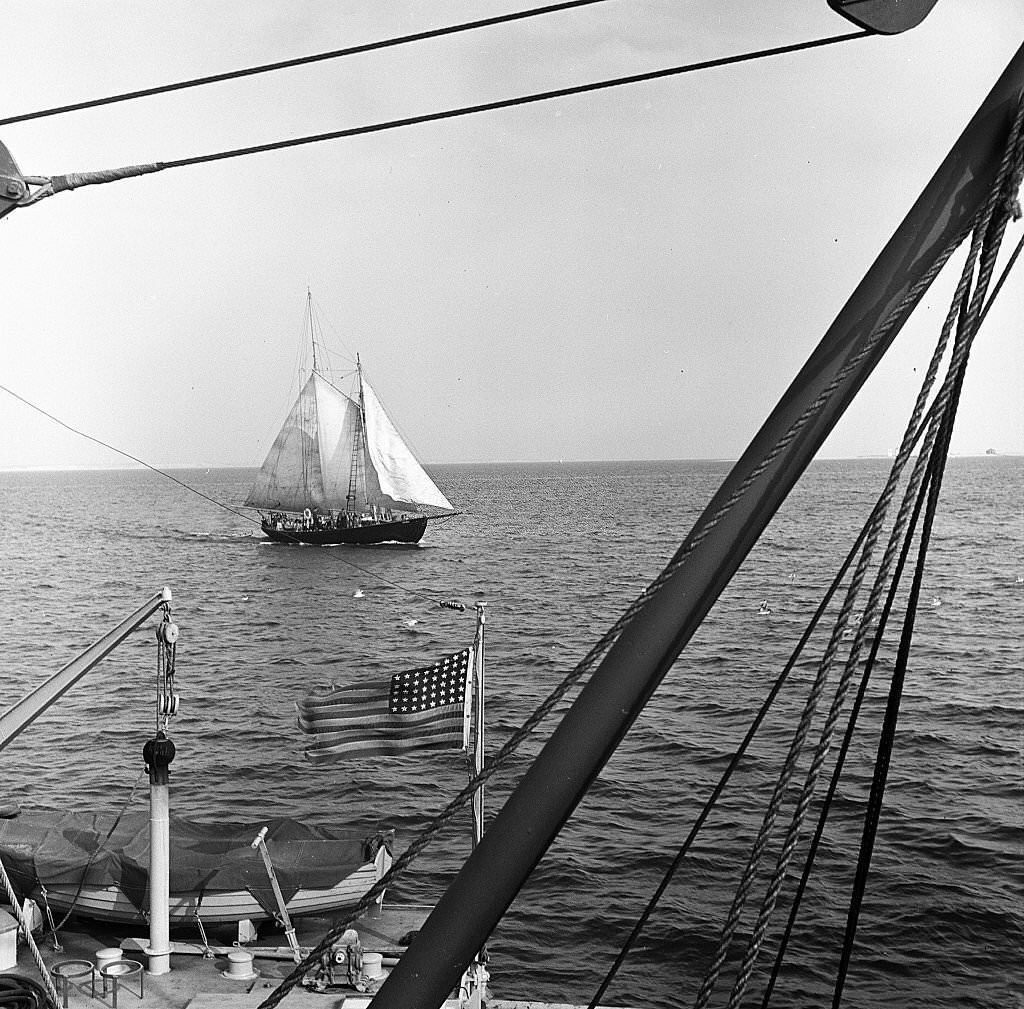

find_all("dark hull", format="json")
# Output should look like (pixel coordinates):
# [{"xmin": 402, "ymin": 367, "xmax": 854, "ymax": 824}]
[{"xmin": 260, "ymin": 516, "xmax": 428, "ymax": 546}]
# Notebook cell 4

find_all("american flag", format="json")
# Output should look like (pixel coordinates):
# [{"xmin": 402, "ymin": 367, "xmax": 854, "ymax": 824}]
[{"xmin": 297, "ymin": 648, "xmax": 473, "ymax": 762}]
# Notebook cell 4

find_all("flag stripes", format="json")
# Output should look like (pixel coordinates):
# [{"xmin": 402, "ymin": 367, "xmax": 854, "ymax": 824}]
[{"xmin": 297, "ymin": 648, "xmax": 473, "ymax": 763}]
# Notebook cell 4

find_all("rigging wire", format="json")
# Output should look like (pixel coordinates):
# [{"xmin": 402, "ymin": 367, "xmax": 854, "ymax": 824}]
[
  {"xmin": 591, "ymin": 113, "xmax": 1024, "ymax": 1009},
  {"xmin": 17, "ymin": 29, "xmax": 871, "ymax": 206},
  {"xmin": 588, "ymin": 516, "xmax": 873, "ymax": 1009},
  {"xmin": 252, "ymin": 98, "xmax": 1023, "ymax": 1009},
  {"xmin": 758, "ymin": 456, "xmax": 931, "ymax": 1008},
  {"xmin": 0, "ymin": 1, "xmax": 614, "ymax": 128},
  {"xmin": 590, "ymin": 377, "xmax": 950, "ymax": 1007},
  {"xmin": 830, "ymin": 100, "xmax": 1024, "ymax": 1009},
  {"xmin": 0, "ymin": 380, "xmax": 447, "ymax": 608},
  {"xmin": 758, "ymin": 379, "xmax": 960, "ymax": 1005},
  {"xmin": 700, "ymin": 102, "xmax": 1024, "ymax": 1009}
]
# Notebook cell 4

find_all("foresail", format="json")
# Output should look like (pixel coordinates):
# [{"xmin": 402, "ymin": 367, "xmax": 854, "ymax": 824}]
[
  {"xmin": 361, "ymin": 378, "xmax": 454, "ymax": 512},
  {"xmin": 245, "ymin": 374, "xmax": 358, "ymax": 511},
  {"xmin": 313, "ymin": 375, "xmax": 362, "ymax": 508}
]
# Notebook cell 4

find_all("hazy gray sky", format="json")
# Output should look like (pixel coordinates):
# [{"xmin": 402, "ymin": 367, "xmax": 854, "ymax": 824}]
[{"xmin": 1, "ymin": 2, "xmax": 1021, "ymax": 470}]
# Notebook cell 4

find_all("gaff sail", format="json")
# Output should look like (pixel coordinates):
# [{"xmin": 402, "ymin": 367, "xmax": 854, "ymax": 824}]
[{"xmin": 245, "ymin": 370, "xmax": 453, "ymax": 516}]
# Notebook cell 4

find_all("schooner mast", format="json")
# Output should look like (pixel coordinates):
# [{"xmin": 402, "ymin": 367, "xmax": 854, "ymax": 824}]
[
  {"xmin": 245, "ymin": 293, "xmax": 456, "ymax": 546},
  {"xmin": 345, "ymin": 355, "xmax": 367, "ymax": 519}
]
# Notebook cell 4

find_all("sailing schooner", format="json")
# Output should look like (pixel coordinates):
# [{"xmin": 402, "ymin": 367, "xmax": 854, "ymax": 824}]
[{"xmin": 246, "ymin": 298, "xmax": 456, "ymax": 545}]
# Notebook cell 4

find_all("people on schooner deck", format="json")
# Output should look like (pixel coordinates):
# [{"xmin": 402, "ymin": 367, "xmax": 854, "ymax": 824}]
[{"xmin": 264, "ymin": 508, "xmax": 404, "ymax": 532}]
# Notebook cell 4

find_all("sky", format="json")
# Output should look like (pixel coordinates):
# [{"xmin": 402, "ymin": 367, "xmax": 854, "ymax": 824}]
[{"xmin": 0, "ymin": 1, "xmax": 1021, "ymax": 470}]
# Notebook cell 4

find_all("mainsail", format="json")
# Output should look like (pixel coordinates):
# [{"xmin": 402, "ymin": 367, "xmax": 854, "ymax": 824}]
[
  {"xmin": 245, "ymin": 369, "xmax": 453, "ymax": 516},
  {"xmin": 361, "ymin": 378, "xmax": 454, "ymax": 513}
]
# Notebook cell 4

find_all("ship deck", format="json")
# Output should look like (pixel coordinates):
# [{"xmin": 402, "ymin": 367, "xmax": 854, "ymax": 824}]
[{"xmin": 6, "ymin": 903, "xmax": 635, "ymax": 1008}]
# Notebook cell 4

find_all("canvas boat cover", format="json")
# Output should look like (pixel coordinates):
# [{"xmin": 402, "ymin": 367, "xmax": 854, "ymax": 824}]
[{"xmin": 0, "ymin": 811, "xmax": 392, "ymax": 919}]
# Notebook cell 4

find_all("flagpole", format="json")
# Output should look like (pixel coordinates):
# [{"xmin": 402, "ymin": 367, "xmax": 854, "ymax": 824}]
[
  {"xmin": 467, "ymin": 603, "xmax": 489, "ymax": 1005},
  {"xmin": 472, "ymin": 604, "xmax": 486, "ymax": 849},
  {"xmin": 437, "ymin": 597, "xmax": 490, "ymax": 1003}
]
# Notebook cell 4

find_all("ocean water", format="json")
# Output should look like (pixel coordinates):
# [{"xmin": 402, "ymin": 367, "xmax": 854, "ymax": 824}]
[{"xmin": 0, "ymin": 457, "xmax": 1020, "ymax": 1008}]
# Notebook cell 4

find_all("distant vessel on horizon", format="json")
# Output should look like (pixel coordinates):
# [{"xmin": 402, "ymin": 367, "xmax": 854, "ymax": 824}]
[{"xmin": 246, "ymin": 294, "xmax": 456, "ymax": 545}]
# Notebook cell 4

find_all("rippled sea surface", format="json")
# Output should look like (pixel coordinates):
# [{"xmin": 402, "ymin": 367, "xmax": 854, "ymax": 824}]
[{"xmin": 0, "ymin": 457, "xmax": 1020, "ymax": 1008}]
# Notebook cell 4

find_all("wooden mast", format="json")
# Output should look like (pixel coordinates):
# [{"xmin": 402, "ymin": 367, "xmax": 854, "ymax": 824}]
[{"xmin": 346, "ymin": 355, "xmax": 365, "ymax": 518}]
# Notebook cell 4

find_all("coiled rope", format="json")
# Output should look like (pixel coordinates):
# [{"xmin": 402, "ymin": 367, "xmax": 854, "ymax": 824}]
[{"xmin": 0, "ymin": 974, "xmax": 54, "ymax": 1009}]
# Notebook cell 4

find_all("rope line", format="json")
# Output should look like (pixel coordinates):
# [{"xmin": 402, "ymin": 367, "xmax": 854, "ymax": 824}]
[
  {"xmin": 712, "ymin": 101, "xmax": 1024, "ymax": 1007},
  {"xmin": 830, "ymin": 98, "xmax": 1024, "ymax": 1007},
  {"xmin": 757, "ymin": 390, "xmax": 946, "ymax": 1007},
  {"xmin": 725, "ymin": 337, "xmax": 959, "ymax": 1008},
  {"xmin": 723, "ymin": 227, "xmax": 995, "ymax": 1008},
  {"xmin": 589, "ymin": 357, "xmax": 967, "ymax": 1007},
  {"xmin": 14, "ymin": 30, "xmax": 870, "ymax": 208},
  {"xmin": 588, "ymin": 515, "xmax": 874, "ymax": 1008},
  {"xmin": 0, "ymin": 858, "xmax": 60, "ymax": 1007},
  {"xmin": 0, "ymin": 1, "xmax": 615, "ymax": 127},
  {"xmin": 257, "ymin": 80, "xmax": 1018, "ymax": 1009},
  {"xmin": 45, "ymin": 768, "xmax": 147, "ymax": 937},
  {"xmin": 711, "ymin": 97, "xmax": 1024, "ymax": 1009},
  {"xmin": 157, "ymin": 32, "xmax": 874, "ymax": 168},
  {"xmin": 592, "ymin": 93, "xmax": 1024, "ymax": 1009},
  {"xmin": 831, "ymin": 411, "xmax": 956, "ymax": 1008},
  {"xmin": 0, "ymin": 382, "xmax": 252, "ymax": 522}
]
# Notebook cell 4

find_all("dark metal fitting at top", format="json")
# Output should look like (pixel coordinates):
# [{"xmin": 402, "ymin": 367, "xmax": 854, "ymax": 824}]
[{"xmin": 143, "ymin": 731, "xmax": 176, "ymax": 778}]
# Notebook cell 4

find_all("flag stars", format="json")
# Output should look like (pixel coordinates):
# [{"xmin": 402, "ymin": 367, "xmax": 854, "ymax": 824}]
[{"xmin": 388, "ymin": 650, "xmax": 470, "ymax": 714}]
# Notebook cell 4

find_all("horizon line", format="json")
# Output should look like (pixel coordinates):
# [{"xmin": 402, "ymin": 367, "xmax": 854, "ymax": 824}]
[{"xmin": 1, "ymin": 452, "xmax": 1018, "ymax": 475}]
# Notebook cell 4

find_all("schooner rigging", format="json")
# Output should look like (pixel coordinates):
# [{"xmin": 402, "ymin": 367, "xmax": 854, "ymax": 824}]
[{"xmin": 245, "ymin": 296, "xmax": 455, "ymax": 545}]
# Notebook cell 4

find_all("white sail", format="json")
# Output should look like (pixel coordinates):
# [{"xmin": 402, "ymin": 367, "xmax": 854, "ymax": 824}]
[
  {"xmin": 246, "ymin": 370, "xmax": 452, "ymax": 516},
  {"xmin": 245, "ymin": 374, "xmax": 360, "ymax": 512},
  {"xmin": 315, "ymin": 376, "xmax": 362, "ymax": 506},
  {"xmin": 361, "ymin": 377, "xmax": 454, "ymax": 513}
]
